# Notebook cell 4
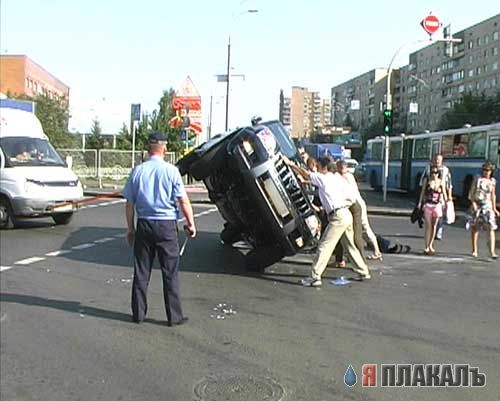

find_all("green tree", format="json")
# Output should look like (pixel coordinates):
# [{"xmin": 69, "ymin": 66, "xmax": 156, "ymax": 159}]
[
  {"xmin": 439, "ymin": 91, "xmax": 500, "ymax": 129},
  {"xmin": 8, "ymin": 92, "xmax": 77, "ymax": 148},
  {"xmin": 115, "ymin": 123, "xmax": 132, "ymax": 150},
  {"xmin": 86, "ymin": 118, "xmax": 105, "ymax": 150}
]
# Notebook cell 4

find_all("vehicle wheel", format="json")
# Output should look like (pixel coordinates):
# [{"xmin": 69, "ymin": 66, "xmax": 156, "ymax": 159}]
[
  {"xmin": 52, "ymin": 212, "xmax": 73, "ymax": 225},
  {"xmin": 0, "ymin": 197, "xmax": 16, "ymax": 229},
  {"xmin": 245, "ymin": 246, "xmax": 284, "ymax": 272},
  {"xmin": 220, "ymin": 224, "xmax": 242, "ymax": 245}
]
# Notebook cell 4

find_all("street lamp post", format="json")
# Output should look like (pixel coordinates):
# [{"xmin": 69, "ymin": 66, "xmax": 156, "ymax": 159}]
[{"xmin": 224, "ymin": 9, "xmax": 258, "ymax": 131}]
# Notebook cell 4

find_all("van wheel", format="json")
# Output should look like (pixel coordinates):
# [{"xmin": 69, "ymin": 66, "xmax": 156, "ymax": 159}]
[
  {"xmin": 0, "ymin": 197, "xmax": 16, "ymax": 229},
  {"xmin": 52, "ymin": 212, "xmax": 73, "ymax": 225}
]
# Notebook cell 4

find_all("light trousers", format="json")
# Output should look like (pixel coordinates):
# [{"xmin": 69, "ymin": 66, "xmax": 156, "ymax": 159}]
[
  {"xmin": 351, "ymin": 198, "xmax": 378, "ymax": 259},
  {"xmin": 311, "ymin": 207, "xmax": 370, "ymax": 280}
]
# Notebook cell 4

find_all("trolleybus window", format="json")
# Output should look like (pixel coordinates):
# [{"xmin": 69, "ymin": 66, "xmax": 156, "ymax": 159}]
[
  {"xmin": 389, "ymin": 140, "xmax": 402, "ymax": 160},
  {"xmin": 414, "ymin": 137, "xmax": 430, "ymax": 159},
  {"xmin": 488, "ymin": 136, "xmax": 499, "ymax": 165},
  {"xmin": 469, "ymin": 131, "xmax": 487, "ymax": 157},
  {"xmin": 372, "ymin": 142, "xmax": 383, "ymax": 161}
]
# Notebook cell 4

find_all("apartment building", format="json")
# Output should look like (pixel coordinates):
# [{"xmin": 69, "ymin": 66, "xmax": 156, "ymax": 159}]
[
  {"xmin": 0, "ymin": 55, "xmax": 69, "ymax": 102},
  {"xmin": 279, "ymin": 86, "xmax": 332, "ymax": 139},
  {"xmin": 330, "ymin": 68, "xmax": 388, "ymax": 132},
  {"xmin": 400, "ymin": 13, "xmax": 500, "ymax": 133},
  {"xmin": 329, "ymin": 13, "xmax": 500, "ymax": 136}
]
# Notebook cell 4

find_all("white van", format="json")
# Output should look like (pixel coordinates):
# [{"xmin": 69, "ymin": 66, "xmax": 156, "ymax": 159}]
[{"xmin": 0, "ymin": 101, "xmax": 83, "ymax": 228}]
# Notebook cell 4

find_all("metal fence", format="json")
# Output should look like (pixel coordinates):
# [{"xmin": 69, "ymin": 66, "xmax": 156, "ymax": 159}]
[{"xmin": 58, "ymin": 149, "xmax": 178, "ymax": 188}]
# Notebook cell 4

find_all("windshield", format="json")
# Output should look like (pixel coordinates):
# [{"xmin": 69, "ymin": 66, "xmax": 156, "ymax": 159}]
[
  {"xmin": 264, "ymin": 121, "xmax": 298, "ymax": 159},
  {"xmin": 0, "ymin": 137, "xmax": 65, "ymax": 167}
]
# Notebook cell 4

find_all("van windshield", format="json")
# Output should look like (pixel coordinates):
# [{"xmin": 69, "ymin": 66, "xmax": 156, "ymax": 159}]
[{"xmin": 0, "ymin": 137, "xmax": 65, "ymax": 167}]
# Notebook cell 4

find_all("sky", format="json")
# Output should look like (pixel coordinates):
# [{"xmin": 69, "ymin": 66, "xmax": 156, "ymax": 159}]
[{"xmin": 1, "ymin": 0, "xmax": 499, "ymax": 141}]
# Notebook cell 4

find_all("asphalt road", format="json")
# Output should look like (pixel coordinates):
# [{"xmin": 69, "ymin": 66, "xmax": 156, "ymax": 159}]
[{"xmin": 1, "ymin": 201, "xmax": 499, "ymax": 401}]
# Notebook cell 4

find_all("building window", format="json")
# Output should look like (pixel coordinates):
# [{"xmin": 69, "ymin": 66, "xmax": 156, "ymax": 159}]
[
  {"xmin": 494, "ymin": 62, "xmax": 499, "ymax": 70},
  {"xmin": 485, "ymin": 35, "xmax": 489, "ymax": 45},
  {"xmin": 458, "ymin": 84, "xmax": 465, "ymax": 93},
  {"xmin": 494, "ymin": 31, "xmax": 499, "ymax": 41},
  {"xmin": 468, "ymin": 40, "xmax": 473, "ymax": 49},
  {"xmin": 477, "ymin": 37, "xmax": 482, "ymax": 46},
  {"xmin": 493, "ymin": 47, "xmax": 498, "ymax": 56},
  {"xmin": 468, "ymin": 69, "xmax": 474, "ymax": 77},
  {"xmin": 476, "ymin": 66, "xmax": 481, "ymax": 75}
]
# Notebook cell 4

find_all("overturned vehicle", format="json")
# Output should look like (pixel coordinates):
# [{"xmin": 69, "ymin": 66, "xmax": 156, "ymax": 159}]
[{"xmin": 177, "ymin": 120, "xmax": 320, "ymax": 270}]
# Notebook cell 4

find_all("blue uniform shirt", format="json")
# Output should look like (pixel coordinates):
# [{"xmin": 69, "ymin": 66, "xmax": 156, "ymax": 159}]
[{"xmin": 123, "ymin": 156, "xmax": 187, "ymax": 220}]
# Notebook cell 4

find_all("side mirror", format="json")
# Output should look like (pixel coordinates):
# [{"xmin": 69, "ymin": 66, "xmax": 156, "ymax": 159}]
[{"xmin": 65, "ymin": 155, "xmax": 73, "ymax": 170}]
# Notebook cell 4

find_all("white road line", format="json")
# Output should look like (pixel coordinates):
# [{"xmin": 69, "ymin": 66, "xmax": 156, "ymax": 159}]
[
  {"xmin": 94, "ymin": 237, "xmax": 115, "ymax": 243},
  {"xmin": 0, "ymin": 266, "xmax": 13, "ymax": 272},
  {"xmin": 14, "ymin": 256, "xmax": 46, "ymax": 265},
  {"xmin": 71, "ymin": 243, "xmax": 95, "ymax": 250},
  {"xmin": 99, "ymin": 202, "xmax": 111, "ymax": 206},
  {"xmin": 45, "ymin": 250, "xmax": 71, "ymax": 257},
  {"xmin": 390, "ymin": 254, "xmax": 465, "ymax": 263},
  {"xmin": 113, "ymin": 233, "xmax": 126, "ymax": 238}
]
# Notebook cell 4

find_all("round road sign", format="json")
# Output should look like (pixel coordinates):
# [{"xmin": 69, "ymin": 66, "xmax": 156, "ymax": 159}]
[{"xmin": 421, "ymin": 14, "xmax": 440, "ymax": 35}]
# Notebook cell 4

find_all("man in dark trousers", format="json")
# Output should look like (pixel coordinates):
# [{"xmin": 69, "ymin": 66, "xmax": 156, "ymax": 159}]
[{"xmin": 123, "ymin": 132, "xmax": 196, "ymax": 326}]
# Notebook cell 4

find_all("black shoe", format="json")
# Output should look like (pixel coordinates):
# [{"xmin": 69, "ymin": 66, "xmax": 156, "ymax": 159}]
[{"xmin": 167, "ymin": 317, "xmax": 189, "ymax": 327}]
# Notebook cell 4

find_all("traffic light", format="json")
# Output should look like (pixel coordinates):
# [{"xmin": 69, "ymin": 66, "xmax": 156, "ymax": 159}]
[{"xmin": 383, "ymin": 109, "xmax": 393, "ymax": 134}]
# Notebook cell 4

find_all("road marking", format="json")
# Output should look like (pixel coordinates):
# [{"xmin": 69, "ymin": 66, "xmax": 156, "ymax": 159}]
[
  {"xmin": 94, "ymin": 237, "xmax": 115, "ymax": 243},
  {"xmin": 113, "ymin": 233, "xmax": 126, "ymax": 238},
  {"xmin": 390, "ymin": 254, "xmax": 465, "ymax": 263},
  {"xmin": 45, "ymin": 250, "xmax": 71, "ymax": 257},
  {"xmin": 0, "ymin": 266, "xmax": 13, "ymax": 272},
  {"xmin": 71, "ymin": 243, "xmax": 95, "ymax": 250},
  {"xmin": 14, "ymin": 256, "xmax": 46, "ymax": 265},
  {"xmin": 99, "ymin": 202, "xmax": 111, "ymax": 206}
]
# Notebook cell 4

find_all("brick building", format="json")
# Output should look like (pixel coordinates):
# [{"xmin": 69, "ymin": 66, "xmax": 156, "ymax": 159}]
[{"xmin": 0, "ymin": 55, "xmax": 69, "ymax": 102}]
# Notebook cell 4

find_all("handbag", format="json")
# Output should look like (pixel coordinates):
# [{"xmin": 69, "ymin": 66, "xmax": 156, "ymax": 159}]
[
  {"xmin": 446, "ymin": 201, "xmax": 455, "ymax": 224},
  {"xmin": 410, "ymin": 206, "xmax": 424, "ymax": 228}
]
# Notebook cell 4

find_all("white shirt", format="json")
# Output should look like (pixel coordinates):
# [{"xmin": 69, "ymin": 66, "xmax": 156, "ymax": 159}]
[{"xmin": 310, "ymin": 171, "xmax": 355, "ymax": 214}]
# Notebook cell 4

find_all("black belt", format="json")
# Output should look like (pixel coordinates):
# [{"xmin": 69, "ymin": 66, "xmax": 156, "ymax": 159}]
[{"xmin": 328, "ymin": 206, "xmax": 348, "ymax": 217}]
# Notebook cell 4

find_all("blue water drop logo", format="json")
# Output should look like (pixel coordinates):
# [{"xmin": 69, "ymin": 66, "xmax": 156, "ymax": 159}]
[{"xmin": 344, "ymin": 364, "xmax": 357, "ymax": 387}]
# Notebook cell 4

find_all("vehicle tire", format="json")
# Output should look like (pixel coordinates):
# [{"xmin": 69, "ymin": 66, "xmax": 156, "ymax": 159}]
[
  {"xmin": 245, "ymin": 246, "xmax": 284, "ymax": 272},
  {"xmin": 52, "ymin": 212, "xmax": 73, "ymax": 225},
  {"xmin": 0, "ymin": 196, "xmax": 16, "ymax": 229},
  {"xmin": 220, "ymin": 223, "xmax": 242, "ymax": 245}
]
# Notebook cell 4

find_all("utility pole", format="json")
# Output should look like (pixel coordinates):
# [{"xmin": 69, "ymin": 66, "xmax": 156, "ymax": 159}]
[{"xmin": 224, "ymin": 36, "xmax": 231, "ymax": 131}]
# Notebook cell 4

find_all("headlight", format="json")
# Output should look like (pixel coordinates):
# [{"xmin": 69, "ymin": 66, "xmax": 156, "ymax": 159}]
[{"xmin": 242, "ymin": 140, "xmax": 254, "ymax": 155}]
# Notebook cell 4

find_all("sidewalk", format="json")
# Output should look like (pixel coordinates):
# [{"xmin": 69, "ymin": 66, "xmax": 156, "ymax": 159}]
[{"xmin": 83, "ymin": 182, "xmax": 419, "ymax": 217}]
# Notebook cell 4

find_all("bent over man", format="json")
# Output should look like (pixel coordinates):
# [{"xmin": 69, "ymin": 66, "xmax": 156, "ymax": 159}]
[
  {"xmin": 285, "ymin": 156, "xmax": 371, "ymax": 287},
  {"xmin": 123, "ymin": 132, "xmax": 196, "ymax": 326}
]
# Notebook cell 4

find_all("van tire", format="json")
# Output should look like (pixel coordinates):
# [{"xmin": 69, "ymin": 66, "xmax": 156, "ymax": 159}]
[
  {"xmin": 52, "ymin": 212, "xmax": 73, "ymax": 225},
  {"xmin": 0, "ymin": 197, "xmax": 16, "ymax": 229}
]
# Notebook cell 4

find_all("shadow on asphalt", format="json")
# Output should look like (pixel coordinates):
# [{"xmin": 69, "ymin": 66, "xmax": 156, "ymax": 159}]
[
  {"xmin": 0, "ymin": 292, "xmax": 174, "ymax": 326},
  {"xmin": 56, "ymin": 228, "xmax": 311, "ymax": 285}
]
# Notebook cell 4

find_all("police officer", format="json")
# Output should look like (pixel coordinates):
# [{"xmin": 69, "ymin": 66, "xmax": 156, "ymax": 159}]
[{"xmin": 123, "ymin": 132, "xmax": 196, "ymax": 326}]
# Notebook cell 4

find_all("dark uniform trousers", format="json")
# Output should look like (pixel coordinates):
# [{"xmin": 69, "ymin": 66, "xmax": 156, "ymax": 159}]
[{"xmin": 132, "ymin": 219, "xmax": 183, "ymax": 323}]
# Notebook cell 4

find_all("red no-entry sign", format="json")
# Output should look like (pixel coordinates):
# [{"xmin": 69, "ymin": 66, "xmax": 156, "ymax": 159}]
[{"xmin": 421, "ymin": 13, "xmax": 440, "ymax": 35}]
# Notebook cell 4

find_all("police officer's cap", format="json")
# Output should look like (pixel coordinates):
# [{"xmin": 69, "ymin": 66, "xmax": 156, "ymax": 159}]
[{"xmin": 149, "ymin": 131, "xmax": 167, "ymax": 144}]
